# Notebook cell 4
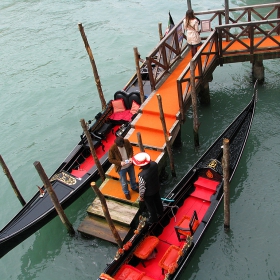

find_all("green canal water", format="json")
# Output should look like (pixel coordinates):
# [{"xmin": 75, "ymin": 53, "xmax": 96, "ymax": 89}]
[{"xmin": 1, "ymin": 1, "xmax": 280, "ymax": 279}]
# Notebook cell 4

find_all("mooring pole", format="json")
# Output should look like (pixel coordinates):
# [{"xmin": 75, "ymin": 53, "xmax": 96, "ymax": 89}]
[
  {"xmin": 137, "ymin": 132, "xmax": 145, "ymax": 152},
  {"xmin": 33, "ymin": 161, "xmax": 75, "ymax": 235},
  {"xmin": 158, "ymin": 22, "xmax": 163, "ymax": 40},
  {"xmin": 222, "ymin": 138, "xmax": 230, "ymax": 231},
  {"xmin": 156, "ymin": 94, "xmax": 176, "ymax": 177},
  {"xmin": 78, "ymin": 23, "xmax": 106, "ymax": 110},
  {"xmin": 224, "ymin": 0, "xmax": 230, "ymax": 41},
  {"xmin": 133, "ymin": 47, "xmax": 145, "ymax": 104},
  {"xmin": 187, "ymin": 0, "xmax": 192, "ymax": 10},
  {"xmin": 80, "ymin": 119, "xmax": 106, "ymax": 181},
  {"xmin": 91, "ymin": 182, "xmax": 123, "ymax": 248},
  {"xmin": 190, "ymin": 60, "xmax": 200, "ymax": 147},
  {"xmin": 0, "ymin": 155, "xmax": 26, "ymax": 206}
]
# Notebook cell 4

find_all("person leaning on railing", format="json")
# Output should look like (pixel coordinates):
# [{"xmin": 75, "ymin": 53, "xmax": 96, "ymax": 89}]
[{"xmin": 183, "ymin": 9, "xmax": 202, "ymax": 57}]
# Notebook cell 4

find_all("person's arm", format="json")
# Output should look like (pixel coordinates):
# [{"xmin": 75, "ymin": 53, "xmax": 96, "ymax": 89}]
[
  {"xmin": 108, "ymin": 146, "xmax": 122, "ymax": 166},
  {"xmin": 138, "ymin": 176, "xmax": 146, "ymax": 201}
]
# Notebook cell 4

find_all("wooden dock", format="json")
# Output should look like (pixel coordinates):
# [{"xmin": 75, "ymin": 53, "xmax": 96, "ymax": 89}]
[{"xmin": 78, "ymin": 2, "xmax": 280, "ymax": 243}]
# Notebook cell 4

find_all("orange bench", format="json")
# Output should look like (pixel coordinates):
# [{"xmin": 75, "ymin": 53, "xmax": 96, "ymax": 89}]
[
  {"xmin": 158, "ymin": 245, "xmax": 182, "ymax": 275},
  {"xmin": 133, "ymin": 236, "xmax": 159, "ymax": 267}
]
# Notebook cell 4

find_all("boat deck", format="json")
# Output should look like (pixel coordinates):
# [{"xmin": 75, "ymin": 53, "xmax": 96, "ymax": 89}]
[{"xmin": 130, "ymin": 176, "xmax": 219, "ymax": 280}]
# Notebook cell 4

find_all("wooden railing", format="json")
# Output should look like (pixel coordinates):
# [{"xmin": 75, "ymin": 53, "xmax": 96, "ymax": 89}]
[
  {"xmin": 217, "ymin": 19, "xmax": 280, "ymax": 58},
  {"xmin": 176, "ymin": 31, "xmax": 219, "ymax": 113},
  {"xmin": 145, "ymin": 2, "xmax": 280, "ymax": 90}
]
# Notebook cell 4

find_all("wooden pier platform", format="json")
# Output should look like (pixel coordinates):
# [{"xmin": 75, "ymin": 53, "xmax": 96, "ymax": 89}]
[{"xmin": 78, "ymin": 4, "xmax": 280, "ymax": 243}]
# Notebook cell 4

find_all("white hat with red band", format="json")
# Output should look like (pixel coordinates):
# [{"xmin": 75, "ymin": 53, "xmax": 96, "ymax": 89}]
[{"xmin": 132, "ymin": 152, "xmax": 151, "ymax": 166}]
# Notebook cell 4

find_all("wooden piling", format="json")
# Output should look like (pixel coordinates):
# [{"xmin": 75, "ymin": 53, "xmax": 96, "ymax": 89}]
[
  {"xmin": 252, "ymin": 60, "xmax": 264, "ymax": 84},
  {"xmin": 222, "ymin": 138, "xmax": 230, "ymax": 230},
  {"xmin": 91, "ymin": 182, "xmax": 123, "ymax": 248},
  {"xmin": 133, "ymin": 47, "xmax": 145, "ymax": 104},
  {"xmin": 80, "ymin": 119, "xmax": 106, "ymax": 181},
  {"xmin": 190, "ymin": 60, "xmax": 200, "ymax": 147},
  {"xmin": 199, "ymin": 82, "xmax": 211, "ymax": 105},
  {"xmin": 0, "ymin": 155, "xmax": 26, "ymax": 206},
  {"xmin": 156, "ymin": 94, "xmax": 176, "ymax": 177},
  {"xmin": 187, "ymin": 0, "xmax": 192, "ymax": 10},
  {"xmin": 33, "ymin": 161, "xmax": 75, "ymax": 235},
  {"xmin": 137, "ymin": 132, "xmax": 145, "ymax": 152},
  {"xmin": 158, "ymin": 22, "xmax": 163, "ymax": 41},
  {"xmin": 78, "ymin": 23, "xmax": 106, "ymax": 110}
]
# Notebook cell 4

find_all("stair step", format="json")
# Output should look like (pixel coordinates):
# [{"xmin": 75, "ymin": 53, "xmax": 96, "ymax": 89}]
[
  {"xmin": 191, "ymin": 186, "xmax": 215, "ymax": 202},
  {"xmin": 87, "ymin": 198, "xmax": 139, "ymax": 226},
  {"xmin": 77, "ymin": 216, "xmax": 130, "ymax": 243},
  {"xmin": 194, "ymin": 176, "xmax": 220, "ymax": 191}
]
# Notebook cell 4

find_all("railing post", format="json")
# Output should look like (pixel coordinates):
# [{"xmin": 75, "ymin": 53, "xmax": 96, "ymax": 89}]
[
  {"xmin": 277, "ymin": 7, "xmax": 280, "ymax": 35},
  {"xmin": 174, "ymin": 29, "xmax": 181, "ymax": 57},
  {"xmin": 217, "ymin": 29, "xmax": 224, "ymax": 66},
  {"xmin": 249, "ymin": 25, "xmax": 254, "ymax": 62},
  {"xmin": 147, "ymin": 56, "xmax": 155, "ymax": 91},
  {"xmin": 224, "ymin": 0, "xmax": 230, "ymax": 41}
]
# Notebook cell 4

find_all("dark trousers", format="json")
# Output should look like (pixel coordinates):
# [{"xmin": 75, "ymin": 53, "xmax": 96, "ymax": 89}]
[{"xmin": 144, "ymin": 192, "xmax": 163, "ymax": 223}]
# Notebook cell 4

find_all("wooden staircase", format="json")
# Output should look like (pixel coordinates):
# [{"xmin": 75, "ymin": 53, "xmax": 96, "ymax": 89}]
[{"xmin": 78, "ymin": 147, "xmax": 164, "ymax": 243}]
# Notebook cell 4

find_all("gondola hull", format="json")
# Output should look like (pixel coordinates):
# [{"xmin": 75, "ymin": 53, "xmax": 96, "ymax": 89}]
[
  {"xmin": 99, "ymin": 91, "xmax": 257, "ymax": 280},
  {"xmin": 0, "ymin": 70, "xmax": 147, "ymax": 258}
]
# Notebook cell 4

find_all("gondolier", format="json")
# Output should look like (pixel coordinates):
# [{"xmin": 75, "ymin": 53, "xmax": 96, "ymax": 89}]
[{"xmin": 132, "ymin": 152, "xmax": 163, "ymax": 223}]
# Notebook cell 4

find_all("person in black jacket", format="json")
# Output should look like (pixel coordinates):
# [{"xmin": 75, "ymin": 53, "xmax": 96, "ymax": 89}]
[{"xmin": 132, "ymin": 152, "xmax": 163, "ymax": 223}]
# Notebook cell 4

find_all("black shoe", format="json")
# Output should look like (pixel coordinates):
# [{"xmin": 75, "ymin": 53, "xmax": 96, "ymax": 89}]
[
  {"xmin": 132, "ymin": 188, "xmax": 139, "ymax": 193},
  {"xmin": 125, "ymin": 193, "xmax": 131, "ymax": 200}
]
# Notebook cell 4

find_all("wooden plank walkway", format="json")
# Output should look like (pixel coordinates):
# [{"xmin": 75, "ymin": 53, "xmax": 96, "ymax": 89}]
[{"xmin": 78, "ymin": 34, "xmax": 280, "ymax": 243}]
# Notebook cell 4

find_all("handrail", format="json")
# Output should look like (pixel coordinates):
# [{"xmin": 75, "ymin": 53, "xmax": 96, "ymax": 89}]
[
  {"xmin": 145, "ymin": 2, "xmax": 280, "ymax": 91},
  {"xmin": 176, "ymin": 18, "xmax": 280, "ymax": 117}
]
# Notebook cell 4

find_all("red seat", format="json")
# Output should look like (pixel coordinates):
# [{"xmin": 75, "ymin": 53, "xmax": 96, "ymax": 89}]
[
  {"xmin": 174, "ymin": 210, "xmax": 199, "ymax": 242},
  {"xmin": 114, "ymin": 264, "xmax": 145, "ymax": 280},
  {"xmin": 133, "ymin": 236, "xmax": 159, "ymax": 267},
  {"xmin": 158, "ymin": 245, "xmax": 182, "ymax": 275}
]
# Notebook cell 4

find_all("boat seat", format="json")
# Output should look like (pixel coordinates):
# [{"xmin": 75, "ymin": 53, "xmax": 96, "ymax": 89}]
[
  {"xmin": 114, "ymin": 264, "xmax": 145, "ymax": 280},
  {"xmin": 174, "ymin": 210, "xmax": 199, "ymax": 242},
  {"xmin": 99, "ymin": 267, "xmax": 155, "ymax": 280},
  {"xmin": 81, "ymin": 133, "xmax": 105, "ymax": 152},
  {"xmin": 158, "ymin": 245, "xmax": 182, "ymax": 275},
  {"xmin": 93, "ymin": 121, "xmax": 114, "ymax": 141},
  {"xmin": 133, "ymin": 236, "xmax": 159, "ymax": 267}
]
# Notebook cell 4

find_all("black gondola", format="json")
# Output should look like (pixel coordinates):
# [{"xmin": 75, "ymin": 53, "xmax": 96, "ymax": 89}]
[
  {"xmin": 0, "ymin": 65, "xmax": 151, "ymax": 258},
  {"xmin": 98, "ymin": 89, "xmax": 257, "ymax": 280}
]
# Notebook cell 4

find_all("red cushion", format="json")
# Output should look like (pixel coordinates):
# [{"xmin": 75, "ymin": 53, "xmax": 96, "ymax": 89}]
[
  {"xmin": 109, "ymin": 110, "xmax": 132, "ymax": 121},
  {"xmin": 158, "ymin": 245, "xmax": 182, "ymax": 271},
  {"xmin": 134, "ymin": 236, "xmax": 159, "ymax": 259},
  {"xmin": 177, "ymin": 216, "xmax": 199, "ymax": 236},
  {"xmin": 130, "ymin": 101, "xmax": 140, "ymax": 115},
  {"xmin": 114, "ymin": 264, "xmax": 144, "ymax": 280},
  {"xmin": 112, "ymin": 99, "xmax": 126, "ymax": 113}
]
